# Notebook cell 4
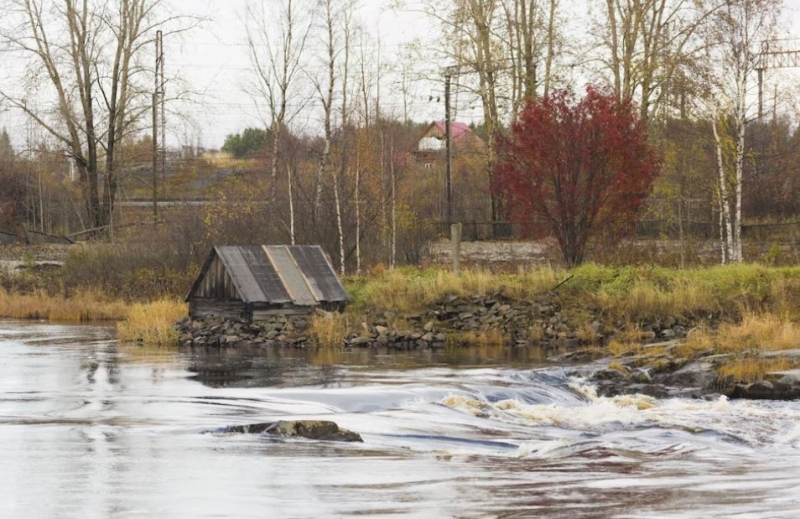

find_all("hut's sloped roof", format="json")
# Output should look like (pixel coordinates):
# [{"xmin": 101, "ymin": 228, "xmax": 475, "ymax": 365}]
[
  {"xmin": 187, "ymin": 245, "xmax": 348, "ymax": 305},
  {"xmin": 289, "ymin": 245, "xmax": 348, "ymax": 302}
]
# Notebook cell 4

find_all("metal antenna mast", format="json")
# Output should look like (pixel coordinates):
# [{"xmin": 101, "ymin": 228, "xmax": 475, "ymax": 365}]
[{"xmin": 757, "ymin": 41, "xmax": 800, "ymax": 121}]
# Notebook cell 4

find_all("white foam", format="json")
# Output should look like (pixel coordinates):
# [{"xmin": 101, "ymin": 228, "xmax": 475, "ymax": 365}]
[{"xmin": 441, "ymin": 383, "xmax": 800, "ymax": 447}]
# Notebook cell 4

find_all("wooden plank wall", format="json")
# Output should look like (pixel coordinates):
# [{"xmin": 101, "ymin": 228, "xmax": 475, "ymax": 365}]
[{"xmin": 189, "ymin": 299, "xmax": 250, "ymax": 322}]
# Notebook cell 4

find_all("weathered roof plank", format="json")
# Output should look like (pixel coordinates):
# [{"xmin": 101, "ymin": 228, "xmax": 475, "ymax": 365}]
[
  {"xmin": 216, "ymin": 247, "xmax": 266, "ymax": 303},
  {"xmin": 239, "ymin": 246, "xmax": 292, "ymax": 303},
  {"xmin": 263, "ymin": 246, "xmax": 317, "ymax": 306},
  {"xmin": 289, "ymin": 245, "xmax": 348, "ymax": 302}
]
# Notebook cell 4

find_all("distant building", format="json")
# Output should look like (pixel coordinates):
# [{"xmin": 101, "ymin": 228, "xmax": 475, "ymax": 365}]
[{"xmin": 413, "ymin": 121, "xmax": 486, "ymax": 169}]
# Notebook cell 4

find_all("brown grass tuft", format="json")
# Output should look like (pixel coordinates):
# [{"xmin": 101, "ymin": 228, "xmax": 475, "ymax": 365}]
[
  {"xmin": 309, "ymin": 312, "xmax": 350, "ymax": 348},
  {"xmin": 680, "ymin": 314, "xmax": 800, "ymax": 357},
  {"xmin": 459, "ymin": 328, "xmax": 506, "ymax": 346},
  {"xmin": 0, "ymin": 289, "xmax": 129, "ymax": 322},
  {"xmin": 718, "ymin": 357, "xmax": 795, "ymax": 384},
  {"xmin": 117, "ymin": 299, "xmax": 187, "ymax": 346}
]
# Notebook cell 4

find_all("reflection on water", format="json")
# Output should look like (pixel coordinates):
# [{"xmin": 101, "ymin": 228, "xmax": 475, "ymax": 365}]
[
  {"xmin": 181, "ymin": 343, "xmax": 563, "ymax": 389},
  {"xmin": 1, "ymin": 321, "xmax": 800, "ymax": 518}
]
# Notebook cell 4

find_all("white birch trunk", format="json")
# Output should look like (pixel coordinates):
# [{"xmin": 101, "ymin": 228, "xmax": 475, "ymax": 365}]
[
  {"xmin": 717, "ymin": 187, "xmax": 727, "ymax": 264},
  {"xmin": 332, "ymin": 170, "xmax": 345, "ymax": 276},
  {"xmin": 733, "ymin": 67, "xmax": 747, "ymax": 263},
  {"xmin": 711, "ymin": 110, "xmax": 734, "ymax": 264}
]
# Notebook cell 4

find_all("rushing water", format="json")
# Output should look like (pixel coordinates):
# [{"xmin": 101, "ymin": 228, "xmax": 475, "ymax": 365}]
[{"xmin": 2, "ymin": 322, "xmax": 800, "ymax": 518}]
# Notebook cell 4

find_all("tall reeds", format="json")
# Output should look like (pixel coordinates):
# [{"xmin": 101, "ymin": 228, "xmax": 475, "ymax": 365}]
[
  {"xmin": 116, "ymin": 299, "xmax": 187, "ymax": 346},
  {"xmin": 0, "ymin": 289, "xmax": 128, "ymax": 321}
]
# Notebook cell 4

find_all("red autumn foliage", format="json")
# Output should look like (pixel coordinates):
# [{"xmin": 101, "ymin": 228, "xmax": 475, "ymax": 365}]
[{"xmin": 495, "ymin": 86, "xmax": 660, "ymax": 266}]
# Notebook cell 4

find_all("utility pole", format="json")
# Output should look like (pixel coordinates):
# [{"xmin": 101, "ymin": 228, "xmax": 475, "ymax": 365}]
[
  {"xmin": 159, "ymin": 30, "xmax": 166, "ymax": 183},
  {"xmin": 443, "ymin": 64, "xmax": 461, "ymax": 229},
  {"xmin": 757, "ymin": 41, "xmax": 800, "ymax": 121},
  {"xmin": 444, "ymin": 69, "xmax": 453, "ymax": 228},
  {"xmin": 152, "ymin": 92, "xmax": 158, "ymax": 225},
  {"xmin": 152, "ymin": 30, "xmax": 164, "ymax": 225}
]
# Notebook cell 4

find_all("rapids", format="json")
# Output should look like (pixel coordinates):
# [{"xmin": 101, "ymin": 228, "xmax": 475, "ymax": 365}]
[{"xmin": 1, "ymin": 322, "xmax": 799, "ymax": 518}]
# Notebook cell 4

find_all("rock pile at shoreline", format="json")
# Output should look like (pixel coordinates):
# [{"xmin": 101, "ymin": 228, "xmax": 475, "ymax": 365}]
[
  {"xmin": 582, "ymin": 344, "xmax": 800, "ymax": 400},
  {"xmin": 175, "ymin": 291, "xmax": 693, "ymax": 350},
  {"xmin": 175, "ymin": 314, "xmax": 312, "ymax": 348}
]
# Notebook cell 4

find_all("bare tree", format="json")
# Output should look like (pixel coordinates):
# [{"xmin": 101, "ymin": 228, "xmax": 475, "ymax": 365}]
[
  {"xmin": 0, "ymin": 0, "xmax": 170, "ymax": 232},
  {"xmin": 595, "ymin": 0, "xmax": 716, "ymax": 120},
  {"xmin": 245, "ymin": 0, "xmax": 311, "ymax": 205},
  {"xmin": 706, "ymin": 0, "xmax": 781, "ymax": 263}
]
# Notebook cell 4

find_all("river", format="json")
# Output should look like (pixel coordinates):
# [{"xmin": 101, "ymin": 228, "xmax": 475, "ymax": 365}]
[{"xmin": 1, "ymin": 322, "xmax": 799, "ymax": 518}]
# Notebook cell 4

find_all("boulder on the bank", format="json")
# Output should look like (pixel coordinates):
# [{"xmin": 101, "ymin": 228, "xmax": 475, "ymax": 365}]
[{"xmin": 212, "ymin": 420, "xmax": 363, "ymax": 442}]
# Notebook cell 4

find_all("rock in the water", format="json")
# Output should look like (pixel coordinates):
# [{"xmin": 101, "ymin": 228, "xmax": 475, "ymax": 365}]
[
  {"xmin": 214, "ymin": 420, "xmax": 363, "ymax": 442},
  {"xmin": 656, "ymin": 361, "xmax": 717, "ymax": 390}
]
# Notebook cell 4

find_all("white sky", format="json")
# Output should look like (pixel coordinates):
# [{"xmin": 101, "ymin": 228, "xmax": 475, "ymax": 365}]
[
  {"xmin": 166, "ymin": 0, "xmax": 443, "ymax": 148},
  {"xmin": 1, "ymin": 0, "xmax": 800, "ymax": 149}
]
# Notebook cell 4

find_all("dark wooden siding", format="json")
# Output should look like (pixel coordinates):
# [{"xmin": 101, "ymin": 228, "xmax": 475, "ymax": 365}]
[
  {"xmin": 189, "ymin": 299, "xmax": 250, "ymax": 322},
  {"xmin": 192, "ymin": 255, "xmax": 240, "ymax": 300}
]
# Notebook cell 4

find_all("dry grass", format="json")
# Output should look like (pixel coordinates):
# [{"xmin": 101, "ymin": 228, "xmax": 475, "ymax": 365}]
[
  {"xmin": 0, "ymin": 289, "xmax": 129, "ymax": 322},
  {"xmin": 675, "ymin": 313, "xmax": 800, "ymax": 382},
  {"xmin": 117, "ymin": 299, "xmax": 187, "ymax": 346},
  {"xmin": 606, "ymin": 362, "xmax": 630, "ymax": 374},
  {"xmin": 718, "ymin": 357, "xmax": 795, "ymax": 384},
  {"xmin": 569, "ymin": 263, "xmax": 800, "ymax": 325},
  {"xmin": 680, "ymin": 314, "xmax": 800, "ymax": 356},
  {"xmin": 309, "ymin": 312, "xmax": 351, "ymax": 348},
  {"xmin": 528, "ymin": 322, "xmax": 545, "ymax": 342},
  {"xmin": 350, "ymin": 266, "xmax": 560, "ymax": 314},
  {"xmin": 607, "ymin": 338, "xmax": 644, "ymax": 357},
  {"xmin": 458, "ymin": 328, "xmax": 506, "ymax": 346}
]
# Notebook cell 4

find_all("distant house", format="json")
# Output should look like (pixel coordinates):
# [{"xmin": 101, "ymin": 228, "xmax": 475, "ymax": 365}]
[
  {"xmin": 186, "ymin": 245, "xmax": 348, "ymax": 322},
  {"xmin": 413, "ymin": 121, "xmax": 486, "ymax": 168}
]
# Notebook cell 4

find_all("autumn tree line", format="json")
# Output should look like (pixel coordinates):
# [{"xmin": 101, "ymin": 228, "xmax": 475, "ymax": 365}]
[{"xmin": 0, "ymin": 0, "xmax": 799, "ymax": 273}]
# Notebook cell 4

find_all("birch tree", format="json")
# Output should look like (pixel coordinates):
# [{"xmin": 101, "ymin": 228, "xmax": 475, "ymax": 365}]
[
  {"xmin": 0, "ymin": 0, "xmax": 168, "ymax": 232},
  {"xmin": 245, "ymin": 0, "xmax": 311, "ymax": 208},
  {"xmin": 706, "ymin": 0, "xmax": 781, "ymax": 263},
  {"xmin": 595, "ymin": 0, "xmax": 716, "ymax": 120}
]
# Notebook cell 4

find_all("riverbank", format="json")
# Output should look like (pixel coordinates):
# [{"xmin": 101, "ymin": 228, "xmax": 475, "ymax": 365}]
[
  {"xmin": 171, "ymin": 264, "xmax": 800, "ymax": 398},
  {"xmin": 1, "ymin": 259, "xmax": 799, "ymax": 398}
]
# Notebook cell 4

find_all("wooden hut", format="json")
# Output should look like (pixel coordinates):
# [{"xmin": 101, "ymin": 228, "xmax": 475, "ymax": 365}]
[{"xmin": 186, "ymin": 245, "xmax": 348, "ymax": 322}]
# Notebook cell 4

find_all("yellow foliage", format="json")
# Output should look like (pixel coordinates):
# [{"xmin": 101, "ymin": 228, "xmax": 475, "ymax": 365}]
[
  {"xmin": 718, "ymin": 357, "xmax": 794, "ymax": 384},
  {"xmin": 681, "ymin": 314, "xmax": 800, "ymax": 356},
  {"xmin": 309, "ymin": 312, "xmax": 350, "ymax": 348},
  {"xmin": 117, "ymin": 299, "xmax": 187, "ymax": 346},
  {"xmin": 0, "ymin": 289, "xmax": 128, "ymax": 322},
  {"xmin": 458, "ymin": 328, "xmax": 506, "ymax": 346}
]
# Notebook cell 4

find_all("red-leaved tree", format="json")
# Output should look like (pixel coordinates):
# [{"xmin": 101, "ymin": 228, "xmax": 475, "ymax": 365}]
[{"xmin": 495, "ymin": 86, "xmax": 660, "ymax": 266}]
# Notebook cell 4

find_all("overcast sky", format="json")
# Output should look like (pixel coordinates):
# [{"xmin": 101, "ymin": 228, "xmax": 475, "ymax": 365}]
[
  {"xmin": 1, "ymin": 0, "xmax": 800, "ymax": 150},
  {"xmin": 162, "ymin": 0, "xmax": 800, "ymax": 149},
  {"xmin": 166, "ymin": 0, "xmax": 441, "ymax": 149}
]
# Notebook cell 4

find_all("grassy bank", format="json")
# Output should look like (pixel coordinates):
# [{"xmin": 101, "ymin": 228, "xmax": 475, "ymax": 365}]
[
  {"xmin": 0, "ymin": 288, "xmax": 130, "ymax": 321},
  {"xmin": 349, "ymin": 263, "xmax": 800, "ymax": 322},
  {"xmin": 117, "ymin": 299, "xmax": 188, "ymax": 346},
  {"xmin": 343, "ymin": 264, "xmax": 800, "ymax": 381},
  {"xmin": 2, "ymin": 260, "xmax": 800, "ymax": 383}
]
